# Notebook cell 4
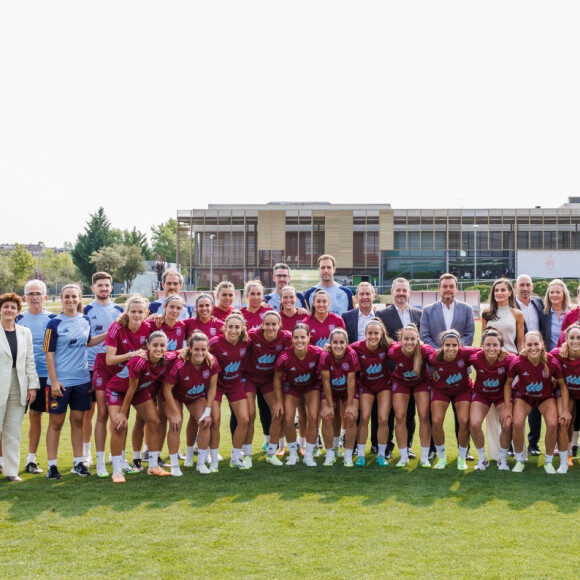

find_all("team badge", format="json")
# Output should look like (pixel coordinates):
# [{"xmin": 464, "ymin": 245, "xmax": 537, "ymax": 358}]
[
  {"xmin": 240, "ymin": 348, "xmax": 246, "ymax": 357},
  {"xmin": 140, "ymin": 336, "xmax": 146, "ymax": 344},
  {"xmin": 177, "ymin": 328, "xmax": 182, "ymax": 336},
  {"xmin": 110, "ymin": 394, "xmax": 118, "ymax": 403},
  {"xmin": 50, "ymin": 400, "xmax": 59, "ymax": 410},
  {"xmin": 498, "ymin": 367, "xmax": 505, "ymax": 375},
  {"xmin": 457, "ymin": 359, "xmax": 465, "ymax": 368},
  {"xmin": 276, "ymin": 345, "xmax": 282, "ymax": 351},
  {"xmin": 203, "ymin": 370, "xmax": 210, "ymax": 379},
  {"xmin": 342, "ymin": 362, "xmax": 350, "ymax": 370},
  {"xmin": 379, "ymin": 352, "xmax": 385, "ymax": 359},
  {"xmin": 210, "ymin": 328, "xmax": 216, "ymax": 336},
  {"xmin": 309, "ymin": 362, "xmax": 316, "ymax": 368},
  {"xmin": 329, "ymin": 325, "xmax": 335, "ymax": 331},
  {"xmin": 95, "ymin": 377, "xmax": 103, "ymax": 387}
]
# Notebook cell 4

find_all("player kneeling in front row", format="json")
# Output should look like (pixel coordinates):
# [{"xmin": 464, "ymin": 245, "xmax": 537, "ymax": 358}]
[
  {"xmin": 162, "ymin": 332, "xmax": 218, "ymax": 476},
  {"xmin": 108, "ymin": 331, "xmax": 175, "ymax": 482}
]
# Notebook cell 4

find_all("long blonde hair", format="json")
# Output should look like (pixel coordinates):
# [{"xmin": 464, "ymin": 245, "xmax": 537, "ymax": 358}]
[
  {"xmin": 524, "ymin": 330, "xmax": 549, "ymax": 375},
  {"xmin": 544, "ymin": 279, "xmax": 571, "ymax": 314},
  {"xmin": 117, "ymin": 295, "xmax": 149, "ymax": 328},
  {"xmin": 397, "ymin": 324, "xmax": 423, "ymax": 377}
]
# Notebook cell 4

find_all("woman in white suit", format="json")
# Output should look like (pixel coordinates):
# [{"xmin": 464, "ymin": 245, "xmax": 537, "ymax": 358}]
[{"xmin": 0, "ymin": 293, "xmax": 39, "ymax": 482}]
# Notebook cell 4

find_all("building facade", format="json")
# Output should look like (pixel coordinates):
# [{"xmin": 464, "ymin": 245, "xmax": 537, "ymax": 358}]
[{"xmin": 177, "ymin": 199, "xmax": 580, "ymax": 289}]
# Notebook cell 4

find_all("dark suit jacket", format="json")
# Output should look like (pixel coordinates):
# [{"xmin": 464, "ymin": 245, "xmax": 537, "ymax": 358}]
[
  {"xmin": 515, "ymin": 296, "xmax": 547, "ymax": 343},
  {"xmin": 342, "ymin": 308, "xmax": 378, "ymax": 344},
  {"xmin": 376, "ymin": 304, "xmax": 422, "ymax": 342}
]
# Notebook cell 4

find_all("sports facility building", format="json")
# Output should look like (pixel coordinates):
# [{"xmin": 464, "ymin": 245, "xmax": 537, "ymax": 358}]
[{"xmin": 176, "ymin": 198, "xmax": 580, "ymax": 289}]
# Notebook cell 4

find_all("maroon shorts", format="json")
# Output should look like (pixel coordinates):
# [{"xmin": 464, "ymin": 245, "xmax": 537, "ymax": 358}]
[
  {"xmin": 243, "ymin": 378, "xmax": 274, "ymax": 396},
  {"xmin": 172, "ymin": 389, "xmax": 207, "ymax": 405},
  {"xmin": 513, "ymin": 390, "xmax": 556, "ymax": 408},
  {"xmin": 431, "ymin": 388, "xmax": 472, "ymax": 404},
  {"xmin": 283, "ymin": 384, "xmax": 320, "ymax": 399},
  {"xmin": 215, "ymin": 383, "xmax": 247, "ymax": 404},
  {"xmin": 92, "ymin": 366, "xmax": 115, "ymax": 392},
  {"xmin": 358, "ymin": 380, "xmax": 391, "ymax": 397},
  {"xmin": 106, "ymin": 387, "xmax": 152, "ymax": 407},
  {"xmin": 566, "ymin": 386, "xmax": 580, "ymax": 400},
  {"xmin": 391, "ymin": 380, "xmax": 429, "ymax": 395},
  {"xmin": 321, "ymin": 389, "xmax": 359, "ymax": 403},
  {"xmin": 471, "ymin": 391, "xmax": 507, "ymax": 407}
]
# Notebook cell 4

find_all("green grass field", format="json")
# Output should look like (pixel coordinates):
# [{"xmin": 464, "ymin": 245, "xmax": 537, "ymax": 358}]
[{"xmin": 2, "ymin": 322, "xmax": 580, "ymax": 578}]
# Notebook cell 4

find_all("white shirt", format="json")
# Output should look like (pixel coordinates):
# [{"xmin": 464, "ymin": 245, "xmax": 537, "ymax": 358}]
[
  {"xmin": 357, "ymin": 309, "xmax": 376, "ymax": 341},
  {"xmin": 516, "ymin": 297, "xmax": 540, "ymax": 332},
  {"xmin": 441, "ymin": 300, "xmax": 455, "ymax": 330},
  {"xmin": 395, "ymin": 305, "xmax": 412, "ymax": 327}
]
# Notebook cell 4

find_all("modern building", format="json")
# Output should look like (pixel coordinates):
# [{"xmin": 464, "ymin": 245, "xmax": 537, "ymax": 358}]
[{"xmin": 176, "ymin": 199, "xmax": 580, "ymax": 289}]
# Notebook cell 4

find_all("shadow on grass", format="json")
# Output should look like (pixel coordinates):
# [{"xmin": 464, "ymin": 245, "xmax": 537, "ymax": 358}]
[{"xmin": 1, "ymin": 454, "xmax": 579, "ymax": 522}]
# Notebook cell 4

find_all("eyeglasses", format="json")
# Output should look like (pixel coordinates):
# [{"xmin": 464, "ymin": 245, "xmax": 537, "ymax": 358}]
[{"xmin": 26, "ymin": 292, "xmax": 44, "ymax": 297}]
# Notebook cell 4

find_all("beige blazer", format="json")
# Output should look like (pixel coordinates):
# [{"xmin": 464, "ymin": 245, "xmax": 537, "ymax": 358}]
[{"xmin": 0, "ymin": 324, "xmax": 40, "ymax": 406}]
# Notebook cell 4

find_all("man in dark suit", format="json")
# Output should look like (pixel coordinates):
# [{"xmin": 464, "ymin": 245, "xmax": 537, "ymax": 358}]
[
  {"xmin": 376, "ymin": 278, "xmax": 421, "ymax": 458},
  {"xmin": 514, "ymin": 274, "xmax": 546, "ymax": 455},
  {"xmin": 343, "ymin": 282, "xmax": 378, "ymax": 344}
]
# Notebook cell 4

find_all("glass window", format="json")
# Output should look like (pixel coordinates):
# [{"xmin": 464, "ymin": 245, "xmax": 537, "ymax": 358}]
[{"xmin": 394, "ymin": 231, "xmax": 406, "ymax": 250}]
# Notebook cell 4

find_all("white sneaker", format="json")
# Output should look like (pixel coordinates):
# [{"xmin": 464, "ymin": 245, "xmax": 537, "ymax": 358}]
[
  {"xmin": 96, "ymin": 467, "xmax": 109, "ymax": 478},
  {"xmin": 178, "ymin": 450, "xmax": 186, "ymax": 461},
  {"xmin": 83, "ymin": 454, "xmax": 93, "ymax": 467},
  {"xmin": 242, "ymin": 456, "xmax": 252, "ymax": 469},
  {"xmin": 286, "ymin": 454, "xmax": 299, "ymax": 466},
  {"xmin": 210, "ymin": 463, "xmax": 219, "ymax": 473},
  {"xmin": 556, "ymin": 464, "xmax": 568, "ymax": 474},
  {"xmin": 196, "ymin": 463, "xmax": 211, "ymax": 475},
  {"xmin": 303, "ymin": 455, "xmax": 317, "ymax": 467},
  {"xmin": 121, "ymin": 461, "xmax": 138, "ymax": 474},
  {"xmin": 474, "ymin": 459, "xmax": 489, "ymax": 471},
  {"xmin": 171, "ymin": 467, "xmax": 183, "ymax": 477},
  {"xmin": 497, "ymin": 458, "xmax": 510, "ymax": 471},
  {"xmin": 107, "ymin": 453, "xmax": 113, "ymax": 464},
  {"xmin": 184, "ymin": 460, "xmax": 195, "ymax": 468}
]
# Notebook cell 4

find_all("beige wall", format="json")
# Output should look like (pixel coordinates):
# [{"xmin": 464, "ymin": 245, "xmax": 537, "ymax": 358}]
[
  {"xmin": 325, "ymin": 211, "xmax": 353, "ymax": 268},
  {"xmin": 379, "ymin": 210, "xmax": 394, "ymax": 250},
  {"xmin": 257, "ymin": 211, "xmax": 286, "ymax": 252}
]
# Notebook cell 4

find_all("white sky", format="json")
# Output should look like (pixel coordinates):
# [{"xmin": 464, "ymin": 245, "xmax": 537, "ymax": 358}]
[{"xmin": 1, "ymin": 2, "xmax": 579, "ymax": 247}]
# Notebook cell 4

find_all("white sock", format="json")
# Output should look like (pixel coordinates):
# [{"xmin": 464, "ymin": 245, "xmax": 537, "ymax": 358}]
[
  {"xmin": 96, "ymin": 452, "xmax": 105, "ymax": 469},
  {"xmin": 572, "ymin": 431, "xmax": 579, "ymax": 446},
  {"xmin": 325, "ymin": 449, "xmax": 335, "ymax": 462},
  {"xmin": 559, "ymin": 451, "xmax": 568, "ymax": 467},
  {"xmin": 305, "ymin": 442, "xmax": 315, "ymax": 457},
  {"xmin": 345, "ymin": 449, "xmax": 353, "ymax": 461},
  {"xmin": 357, "ymin": 443, "xmax": 366, "ymax": 457},
  {"xmin": 83, "ymin": 442, "xmax": 91, "ymax": 457},
  {"xmin": 121, "ymin": 450, "xmax": 126, "ymax": 462},
  {"xmin": 133, "ymin": 450, "xmax": 141, "ymax": 460},
  {"xmin": 47, "ymin": 459, "xmax": 57, "ymax": 468},
  {"xmin": 112, "ymin": 455, "xmax": 122, "ymax": 474},
  {"xmin": 458, "ymin": 446, "xmax": 468, "ymax": 459},
  {"xmin": 476, "ymin": 447, "xmax": 487, "ymax": 462},
  {"xmin": 435, "ymin": 445, "xmax": 446, "ymax": 459},
  {"xmin": 143, "ymin": 444, "xmax": 149, "ymax": 453},
  {"xmin": 0, "ymin": 456, "xmax": 3, "ymax": 467},
  {"xmin": 288, "ymin": 441, "xmax": 298, "ymax": 456},
  {"xmin": 210, "ymin": 448, "xmax": 219, "ymax": 465},
  {"xmin": 198, "ymin": 448, "xmax": 209, "ymax": 465},
  {"xmin": 378, "ymin": 444, "xmax": 387, "ymax": 458},
  {"xmin": 148, "ymin": 451, "xmax": 160, "ymax": 467},
  {"xmin": 499, "ymin": 447, "xmax": 508, "ymax": 460},
  {"xmin": 421, "ymin": 447, "xmax": 429, "ymax": 461},
  {"xmin": 231, "ymin": 448, "xmax": 241, "ymax": 462},
  {"xmin": 170, "ymin": 453, "xmax": 179, "ymax": 468},
  {"xmin": 185, "ymin": 446, "xmax": 195, "ymax": 463},
  {"xmin": 333, "ymin": 436, "xmax": 340, "ymax": 448},
  {"xmin": 267, "ymin": 443, "xmax": 277, "ymax": 457},
  {"xmin": 515, "ymin": 452, "xmax": 524, "ymax": 462},
  {"xmin": 26, "ymin": 453, "xmax": 36, "ymax": 464},
  {"xmin": 73, "ymin": 456, "xmax": 83, "ymax": 466},
  {"xmin": 279, "ymin": 437, "xmax": 285, "ymax": 447},
  {"xmin": 263, "ymin": 435, "xmax": 270, "ymax": 444},
  {"xmin": 300, "ymin": 437, "xmax": 306, "ymax": 448},
  {"xmin": 545, "ymin": 454, "xmax": 553, "ymax": 464},
  {"xmin": 242, "ymin": 444, "xmax": 252, "ymax": 457},
  {"xmin": 340, "ymin": 428, "xmax": 346, "ymax": 438},
  {"xmin": 399, "ymin": 447, "xmax": 408, "ymax": 462}
]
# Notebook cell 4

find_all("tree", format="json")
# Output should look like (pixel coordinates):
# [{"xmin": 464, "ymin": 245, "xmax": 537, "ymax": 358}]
[
  {"xmin": 10, "ymin": 244, "xmax": 35, "ymax": 290},
  {"xmin": 71, "ymin": 207, "xmax": 114, "ymax": 284},
  {"xmin": 111, "ymin": 227, "xmax": 152, "ymax": 260},
  {"xmin": 117, "ymin": 245, "xmax": 146, "ymax": 292},
  {"xmin": 41, "ymin": 249, "xmax": 80, "ymax": 292},
  {"xmin": 151, "ymin": 218, "xmax": 177, "ymax": 264},
  {"xmin": 0, "ymin": 255, "xmax": 12, "ymax": 293},
  {"xmin": 90, "ymin": 246, "xmax": 125, "ymax": 276}
]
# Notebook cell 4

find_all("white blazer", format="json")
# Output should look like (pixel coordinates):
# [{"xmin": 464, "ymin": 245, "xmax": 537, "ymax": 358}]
[{"xmin": 0, "ymin": 325, "xmax": 40, "ymax": 406}]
